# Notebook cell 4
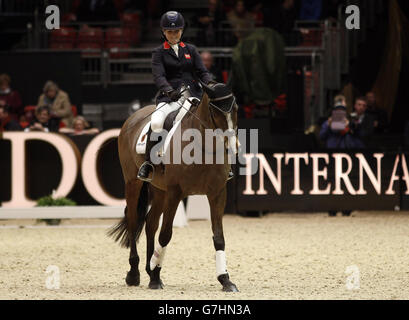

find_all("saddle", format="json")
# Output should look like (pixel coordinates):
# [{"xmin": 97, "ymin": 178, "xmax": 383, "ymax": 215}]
[
  {"xmin": 163, "ymin": 109, "xmax": 181, "ymax": 133},
  {"xmin": 135, "ymin": 97, "xmax": 200, "ymax": 156}
]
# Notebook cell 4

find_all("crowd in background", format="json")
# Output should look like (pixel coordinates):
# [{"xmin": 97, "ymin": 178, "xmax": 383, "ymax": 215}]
[
  {"xmin": 319, "ymin": 92, "xmax": 387, "ymax": 150},
  {"xmin": 0, "ymin": 74, "xmax": 98, "ymax": 135},
  {"xmin": 191, "ymin": 0, "xmax": 343, "ymax": 46},
  {"xmin": 66, "ymin": 0, "xmax": 343, "ymax": 24},
  {"xmin": 51, "ymin": 0, "xmax": 345, "ymax": 46},
  {"xmin": 0, "ymin": 0, "xmax": 397, "ymax": 146}
]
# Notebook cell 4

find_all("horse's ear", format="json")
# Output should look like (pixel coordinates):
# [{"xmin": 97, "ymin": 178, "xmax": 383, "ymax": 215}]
[{"xmin": 199, "ymin": 80, "xmax": 215, "ymax": 97}]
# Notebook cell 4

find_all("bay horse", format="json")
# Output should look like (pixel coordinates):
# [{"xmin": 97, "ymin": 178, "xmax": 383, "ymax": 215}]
[{"xmin": 108, "ymin": 82, "xmax": 239, "ymax": 292}]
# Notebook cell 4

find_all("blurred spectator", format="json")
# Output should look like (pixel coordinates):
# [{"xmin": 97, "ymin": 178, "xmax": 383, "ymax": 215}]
[
  {"xmin": 76, "ymin": 0, "xmax": 119, "ymax": 22},
  {"xmin": 320, "ymin": 99, "xmax": 362, "ymax": 149},
  {"xmin": 248, "ymin": 1, "xmax": 264, "ymax": 27},
  {"xmin": 24, "ymin": 106, "xmax": 59, "ymax": 133},
  {"xmin": 319, "ymin": 99, "xmax": 355, "ymax": 217},
  {"xmin": 0, "ymin": 105, "xmax": 22, "ymax": 132},
  {"xmin": 231, "ymin": 28, "xmax": 286, "ymax": 107},
  {"xmin": 59, "ymin": 116, "xmax": 100, "ymax": 135},
  {"xmin": 201, "ymin": 51, "xmax": 224, "ymax": 83},
  {"xmin": 349, "ymin": 96, "xmax": 376, "ymax": 146},
  {"xmin": 320, "ymin": 95, "xmax": 375, "ymax": 217},
  {"xmin": 193, "ymin": 0, "xmax": 226, "ymax": 46},
  {"xmin": 19, "ymin": 106, "xmax": 37, "ymax": 129},
  {"xmin": 37, "ymin": 81, "xmax": 73, "ymax": 127},
  {"xmin": 365, "ymin": 91, "xmax": 388, "ymax": 133},
  {"xmin": 333, "ymin": 94, "xmax": 346, "ymax": 107},
  {"xmin": 299, "ymin": 0, "xmax": 323, "ymax": 20},
  {"xmin": 0, "ymin": 74, "xmax": 23, "ymax": 122},
  {"xmin": 227, "ymin": 0, "xmax": 255, "ymax": 43}
]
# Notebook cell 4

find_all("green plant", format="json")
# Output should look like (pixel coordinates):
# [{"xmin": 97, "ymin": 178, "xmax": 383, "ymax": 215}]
[
  {"xmin": 36, "ymin": 195, "xmax": 77, "ymax": 226},
  {"xmin": 36, "ymin": 196, "xmax": 76, "ymax": 207}
]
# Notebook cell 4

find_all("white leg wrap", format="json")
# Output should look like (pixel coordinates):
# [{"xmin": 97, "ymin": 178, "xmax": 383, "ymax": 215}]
[
  {"xmin": 215, "ymin": 250, "xmax": 227, "ymax": 276},
  {"xmin": 150, "ymin": 243, "xmax": 166, "ymax": 271},
  {"xmin": 228, "ymin": 134, "xmax": 237, "ymax": 155},
  {"xmin": 225, "ymin": 113, "xmax": 238, "ymax": 155}
]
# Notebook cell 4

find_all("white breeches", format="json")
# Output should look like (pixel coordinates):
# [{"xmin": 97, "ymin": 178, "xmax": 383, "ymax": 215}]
[{"xmin": 151, "ymin": 101, "xmax": 181, "ymax": 133}]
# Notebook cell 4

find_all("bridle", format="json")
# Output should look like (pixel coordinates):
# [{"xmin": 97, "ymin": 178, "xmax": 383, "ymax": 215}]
[
  {"xmin": 209, "ymin": 94, "xmax": 236, "ymax": 114},
  {"xmin": 173, "ymin": 85, "xmax": 237, "ymax": 132}
]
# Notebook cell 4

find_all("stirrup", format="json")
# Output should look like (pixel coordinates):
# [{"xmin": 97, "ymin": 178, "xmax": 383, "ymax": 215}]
[
  {"xmin": 137, "ymin": 161, "xmax": 155, "ymax": 182},
  {"xmin": 227, "ymin": 169, "xmax": 234, "ymax": 181}
]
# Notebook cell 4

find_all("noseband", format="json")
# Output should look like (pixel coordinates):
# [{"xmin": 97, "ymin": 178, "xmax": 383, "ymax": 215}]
[{"xmin": 208, "ymin": 94, "xmax": 236, "ymax": 114}]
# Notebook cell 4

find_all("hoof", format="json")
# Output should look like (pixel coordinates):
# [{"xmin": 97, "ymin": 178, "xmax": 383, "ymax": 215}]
[
  {"xmin": 148, "ymin": 280, "xmax": 164, "ymax": 289},
  {"xmin": 222, "ymin": 283, "xmax": 239, "ymax": 292},
  {"xmin": 148, "ymin": 266, "xmax": 163, "ymax": 289},
  {"xmin": 125, "ymin": 271, "xmax": 140, "ymax": 286},
  {"xmin": 218, "ymin": 273, "xmax": 239, "ymax": 292}
]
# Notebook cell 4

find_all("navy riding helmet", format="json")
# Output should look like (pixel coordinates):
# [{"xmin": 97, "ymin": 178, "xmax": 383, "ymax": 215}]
[{"xmin": 160, "ymin": 11, "xmax": 185, "ymax": 30}]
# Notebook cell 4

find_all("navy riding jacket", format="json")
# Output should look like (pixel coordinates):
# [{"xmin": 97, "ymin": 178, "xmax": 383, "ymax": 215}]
[{"xmin": 152, "ymin": 41, "xmax": 212, "ymax": 104}]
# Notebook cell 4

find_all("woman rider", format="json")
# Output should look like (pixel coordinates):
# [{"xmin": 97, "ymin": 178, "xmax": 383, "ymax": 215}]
[{"xmin": 137, "ymin": 11, "xmax": 233, "ymax": 181}]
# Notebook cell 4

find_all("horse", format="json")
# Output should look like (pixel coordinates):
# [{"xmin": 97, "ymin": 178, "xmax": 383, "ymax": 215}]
[{"xmin": 108, "ymin": 82, "xmax": 239, "ymax": 292}]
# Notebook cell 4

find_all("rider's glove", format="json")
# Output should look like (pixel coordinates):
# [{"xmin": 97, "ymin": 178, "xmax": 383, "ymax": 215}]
[{"xmin": 168, "ymin": 90, "xmax": 182, "ymax": 102}]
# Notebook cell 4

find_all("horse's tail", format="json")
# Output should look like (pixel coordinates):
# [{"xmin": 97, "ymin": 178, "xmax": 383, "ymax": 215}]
[{"xmin": 107, "ymin": 181, "xmax": 149, "ymax": 248}]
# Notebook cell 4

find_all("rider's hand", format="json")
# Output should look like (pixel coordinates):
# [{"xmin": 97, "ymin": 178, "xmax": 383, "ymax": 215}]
[{"xmin": 169, "ymin": 90, "xmax": 181, "ymax": 102}]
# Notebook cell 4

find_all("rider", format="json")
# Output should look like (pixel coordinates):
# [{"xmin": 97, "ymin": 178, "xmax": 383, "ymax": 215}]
[{"xmin": 138, "ymin": 10, "xmax": 234, "ymax": 182}]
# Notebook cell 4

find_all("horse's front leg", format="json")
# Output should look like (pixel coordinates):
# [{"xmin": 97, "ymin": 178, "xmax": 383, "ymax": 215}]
[
  {"xmin": 145, "ymin": 187, "xmax": 165, "ymax": 282},
  {"xmin": 208, "ymin": 187, "xmax": 239, "ymax": 292}
]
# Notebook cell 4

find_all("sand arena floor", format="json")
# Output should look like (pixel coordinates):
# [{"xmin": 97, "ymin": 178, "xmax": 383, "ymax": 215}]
[{"xmin": 0, "ymin": 212, "xmax": 408, "ymax": 300}]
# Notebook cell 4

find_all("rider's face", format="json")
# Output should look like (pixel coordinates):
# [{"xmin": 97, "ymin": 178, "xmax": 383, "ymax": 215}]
[{"xmin": 163, "ymin": 29, "xmax": 183, "ymax": 45}]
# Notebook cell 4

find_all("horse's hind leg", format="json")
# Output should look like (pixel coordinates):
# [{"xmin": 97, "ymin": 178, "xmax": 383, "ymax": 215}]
[
  {"xmin": 148, "ymin": 187, "xmax": 182, "ymax": 289},
  {"xmin": 125, "ymin": 180, "xmax": 146, "ymax": 286},
  {"xmin": 208, "ymin": 187, "xmax": 239, "ymax": 292},
  {"xmin": 145, "ymin": 187, "xmax": 165, "ymax": 281}
]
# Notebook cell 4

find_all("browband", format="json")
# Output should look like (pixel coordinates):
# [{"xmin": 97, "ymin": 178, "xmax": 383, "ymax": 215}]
[{"xmin": 209, "ymin": 94, "xmax": 233, "ymax": 102}]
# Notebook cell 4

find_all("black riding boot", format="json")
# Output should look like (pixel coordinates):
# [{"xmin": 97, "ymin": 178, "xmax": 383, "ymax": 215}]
[{"xmin": 137, "ymin": 128, "xmax": 157, "ymax": 182}]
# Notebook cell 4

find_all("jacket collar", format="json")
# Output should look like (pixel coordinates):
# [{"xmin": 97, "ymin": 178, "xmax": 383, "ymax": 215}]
[{"xmin": 163, "ymin": 41, "xmax": 186, "ymax": 49}]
